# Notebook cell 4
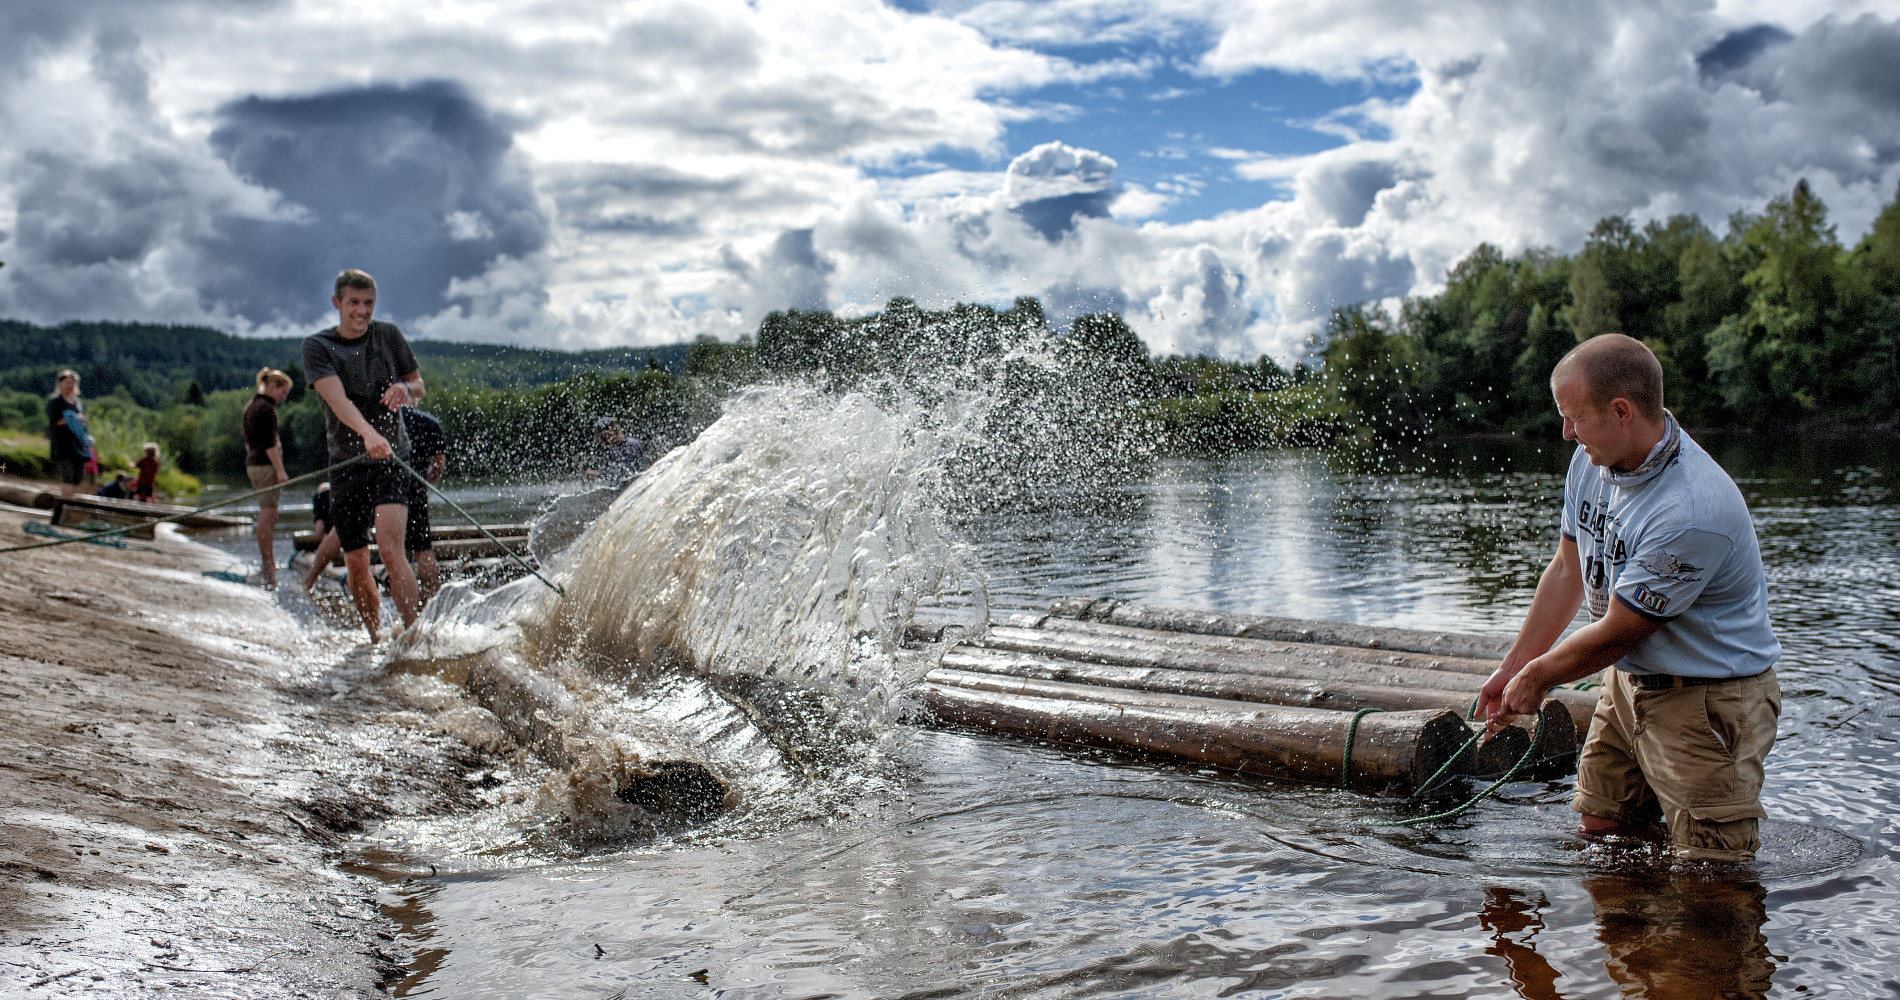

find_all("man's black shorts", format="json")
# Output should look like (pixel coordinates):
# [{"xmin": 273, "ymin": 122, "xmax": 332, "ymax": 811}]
[
  {"xmin": 54, "ymin": 456, "xmax": 86, "ymax": 485},
  {"xmin": 403, "ymin": 476, "xmax": 432, "ymax": 553},
  {"xmin": 330, "ymin": 460, "xmax": 409, "ymax": 552}
]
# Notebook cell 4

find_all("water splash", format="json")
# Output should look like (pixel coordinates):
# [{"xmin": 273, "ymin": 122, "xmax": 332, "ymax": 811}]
[
  {"xmin": 530, "ymin": 383, "xmax": 987, "ymax": 720},
  {"xmin": 391, "ymin": 383, "xmax": 990, "ymax": 844}
]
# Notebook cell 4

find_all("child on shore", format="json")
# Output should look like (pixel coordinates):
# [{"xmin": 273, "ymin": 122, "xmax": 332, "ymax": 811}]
[{"xmin": 134, "ymin": 443, "xmax": 160, "ymax": 502}]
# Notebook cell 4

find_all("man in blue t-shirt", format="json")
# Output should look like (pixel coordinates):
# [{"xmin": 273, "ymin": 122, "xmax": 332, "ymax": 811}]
[{"xmin": 1477, "ymin": 334, "xmax": 1781, "ymax": 862}]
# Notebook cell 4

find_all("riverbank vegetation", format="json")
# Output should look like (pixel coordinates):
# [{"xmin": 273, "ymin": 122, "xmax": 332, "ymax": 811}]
[{"xmin": 1326, "ymin": 180, "xmax": 1900, "ymax": 437}]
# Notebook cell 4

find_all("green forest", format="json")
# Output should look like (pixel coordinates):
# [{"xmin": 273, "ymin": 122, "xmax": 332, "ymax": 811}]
[
  {"xmin": 2, "ymin": 179, "xmax": 1894, "ymax": 496},
  {"xmin": 1325, "ymin": 179, "xmax": 1900, "ymax": 437}
]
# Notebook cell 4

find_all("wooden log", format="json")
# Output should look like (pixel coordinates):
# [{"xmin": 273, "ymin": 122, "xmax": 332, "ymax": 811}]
[
  {"xmin": 294, "ymin": 528, "xmax": 530, "ymax": 552},
  {"xmin": 917, "ymin": 671, "xmax": 1473, "ymax": 794},
  {"xmin": 1048, "ymin": 598, "xmax": 1514, "ymax": 660},
  {"xmin": 317, "ymin": 536, "xmax": 536, "ymax": 567},
  {"xmin": 978, "ymin": 624, "xmax": 1489, "ymax": 693},
  {"xmin": 0, "ymin": 484, "xmax": 55, "ymax": 509},
  {"xmin": 427, "ymin": 645, "xmax": 733, "ymax": 824},
  {"xmin": 974, "ymin": 622, "xmax": 1600, "ymax": 732},
  {"xmin": 944, "ymin": 646, "xmax": 1484, "ymax": 715},
  {"xmin": 940, "ymin": 647, "xmax": 1576, "ymax": 773},
  {"xmin": 1025, "ymin": 614, "xmax": 1501, "ymax": 676},
  {"xmin": 52, "ymin": 500, "xmax": 156, "ymax": 539},
  {"xmin": 54, "ymin": 493, "xmax": 249, "ymax": 529}
]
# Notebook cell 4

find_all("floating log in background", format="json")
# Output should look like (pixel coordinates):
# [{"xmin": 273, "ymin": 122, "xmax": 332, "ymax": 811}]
[
  {"xmin": 293, "ymin": 526, "xmax": 531, "ymax": 552},
  {"xmin": 53, "ymin": 500, "xmax": 156, "ymax": 539},
  {"xmin": 0, "ymin": 484, "xmax": 57, "ymax": 510},
  {"xmin": 34, "ymin": 492, "xmax": 250, "ymax": 529},
  {"xmin": 918, "ymin": 670, "xmax": 1473, "ymax": 795},
  {"xmin": 296, "ymin": 535, "xmax": 532, "ymax": 565}
]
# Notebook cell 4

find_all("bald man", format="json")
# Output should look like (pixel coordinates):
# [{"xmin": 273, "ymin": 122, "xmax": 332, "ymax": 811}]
[{"xmin": 1477, "ymin": 334, "xmax": 1781, "ymax": 862}]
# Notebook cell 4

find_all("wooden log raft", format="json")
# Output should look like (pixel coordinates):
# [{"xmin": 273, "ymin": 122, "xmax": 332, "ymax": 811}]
[
  {"xmin": 917, "ymin": 669, "xmax": 1474, "ymax": 795},
  {"xmin": 1031, "ymin": 601, "xmax": 1600, "ymax": 731},
  {"xmin": 937, "ymin": 646, "xmax": 1578, "ymax": 777}
]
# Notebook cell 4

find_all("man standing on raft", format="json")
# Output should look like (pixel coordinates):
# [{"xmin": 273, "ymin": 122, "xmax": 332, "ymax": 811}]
[
  {"xmin": 302, "ymin": 269, "xmax": 425, "ymax": 640},
  {"xmin": 1477, "ymin": 333, "xmax": 1780, "ymax": 862}
]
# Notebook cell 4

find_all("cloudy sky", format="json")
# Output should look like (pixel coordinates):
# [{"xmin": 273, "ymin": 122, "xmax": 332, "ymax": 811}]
[{"xmin": 4, "ymin": 0, "xmax": 1898, "ymax": 360}]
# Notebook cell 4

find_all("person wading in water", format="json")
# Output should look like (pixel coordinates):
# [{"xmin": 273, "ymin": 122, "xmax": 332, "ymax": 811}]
[
  {"xmin": 242, "ymin": 368, "xmax": 294, "ymax": 585},
  {"xmin": 1478, "ymin": 333, "xmax": 1780, "ymax": 862},
  {"xmin": 302, "ymin": 269, "xmax": 425, "ymax": 640}
]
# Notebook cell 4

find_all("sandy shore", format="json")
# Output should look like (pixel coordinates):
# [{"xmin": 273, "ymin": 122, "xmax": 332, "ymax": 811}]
[{"xmin": 0, "ymin": 479, "xmax": 493, "ymax": 996}]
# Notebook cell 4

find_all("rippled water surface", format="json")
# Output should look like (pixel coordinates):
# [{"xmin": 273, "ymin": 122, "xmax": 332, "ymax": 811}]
[{"xmin": 253, "ymin": 432, "xmax": 1900, "ymax": 998}]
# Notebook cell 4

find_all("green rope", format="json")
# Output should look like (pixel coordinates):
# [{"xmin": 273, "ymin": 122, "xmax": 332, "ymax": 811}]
[
  {"xmin": 1411, "ymin": 728, "xmax": 1486, "ymax": 798},
  {"xmin": 22, "ymin": 520, "xmax": 157, "ymax": 551},
  {"xmin": 386, "ymin": 452, "xmax": 563, "ymax": 596},
  {"xmin": 1373, "ymin": 711, "xmax": 1547, "ymax": 827},
  {"xmin": 0, "ymin": 454, "xmax": 368, "ymax": 555},
  {"xmin": 1339, "ymin": 707, "xmax": 1385, "ymax": 788}
]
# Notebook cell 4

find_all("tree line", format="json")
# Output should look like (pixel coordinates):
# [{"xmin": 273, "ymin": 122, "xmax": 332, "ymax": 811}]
[{"xmin": 1325, "ymin": 180, "xmax": 1900, "ymax": 437}]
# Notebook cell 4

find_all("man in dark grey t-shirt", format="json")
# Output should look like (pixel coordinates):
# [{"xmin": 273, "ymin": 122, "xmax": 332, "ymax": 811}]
[{"xmin": 302, "ymin": 268, "xmax": 425, "ymax": 640}]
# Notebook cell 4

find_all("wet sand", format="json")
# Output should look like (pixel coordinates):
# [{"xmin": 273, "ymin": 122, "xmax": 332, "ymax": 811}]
[{"xmin": 0, "ymin": 480, "xmax": 490, "ymax": 997}]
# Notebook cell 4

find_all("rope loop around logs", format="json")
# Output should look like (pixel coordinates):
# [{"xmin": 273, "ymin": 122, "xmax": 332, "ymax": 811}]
[{"xmin": 1339, "ymin": 707, "xmax": 1385, "ymax": 788}]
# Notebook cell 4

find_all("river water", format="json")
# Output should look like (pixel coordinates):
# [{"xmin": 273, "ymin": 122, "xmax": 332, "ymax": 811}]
[{"xmin": 217, "ymin": 426, "xmax": 1900, "ymax": 998}]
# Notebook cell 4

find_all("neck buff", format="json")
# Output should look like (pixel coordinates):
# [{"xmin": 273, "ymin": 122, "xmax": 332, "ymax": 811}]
[{"xmin": 1602, "ymin": 412, "xmax": 1680, "ymax": 488}]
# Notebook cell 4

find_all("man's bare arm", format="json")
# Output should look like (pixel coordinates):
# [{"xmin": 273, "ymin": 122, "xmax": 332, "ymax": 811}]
[
  {"xmin": 311, "ymin": 375, "xmax": 393, "ymax": 459},
  {"xmin": 1476, "ymin": 541, "xmax": 1583, "ymax": 720},
  {"xmin": 1487, "ymin": 599, "xmax": 1666, "ymax": 729}
]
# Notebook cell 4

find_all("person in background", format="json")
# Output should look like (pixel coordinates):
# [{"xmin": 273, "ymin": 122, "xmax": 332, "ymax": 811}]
[
  {"xmin": 133, "ymin": 443, "xmax": 160, "ymax": 502},
  {"xmin": 302, "ymin": 482, "xmax": 341, "ymax": 592},
  {"xmin": 243, "ymin": 368, "xmax": 295, "ymax": 586},
  {"xmin": 45, "ymin": 370, "xmax": 92, "ymax": 498},
  {"xmin": 303, "ymin": 268, "xmax": 424, "ymax": 640},
  {"xmin": 400, "ymin": 407, "xmax": 448, "ymax": 603},
  {"xmin": 96, "ymin": 471, "xmax": 132, "ymax": 499},
  {"xmin": 582, "ymin": 416, "xmax": 648, "ymax": 487}
]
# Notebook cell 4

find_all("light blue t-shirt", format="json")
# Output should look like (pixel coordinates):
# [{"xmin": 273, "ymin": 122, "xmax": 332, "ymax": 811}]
[{"xmin": 1560, "ymin": 424, "xmax": 1780, "ymax": 679}]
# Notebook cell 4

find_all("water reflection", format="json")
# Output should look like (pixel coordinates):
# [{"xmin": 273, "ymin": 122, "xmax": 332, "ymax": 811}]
[
  {"xmin": 1479, "ymin": 873, "xmax": 1775, "ymax": 1000},
  {"xmin": 1583, "ymin": 872, "xmax": 1772, "ymax": 1000}
]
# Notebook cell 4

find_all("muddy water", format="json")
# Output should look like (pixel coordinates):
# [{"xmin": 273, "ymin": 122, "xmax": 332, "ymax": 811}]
[{"xmin": 268, "ymin": 432, "xmax": 1898, "ymax": 998}]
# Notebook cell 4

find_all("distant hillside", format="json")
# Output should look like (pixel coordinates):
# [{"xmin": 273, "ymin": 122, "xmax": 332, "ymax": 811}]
[{"xmin": 0, "ymin": 319, "xmax": 688, "ymax": 406}]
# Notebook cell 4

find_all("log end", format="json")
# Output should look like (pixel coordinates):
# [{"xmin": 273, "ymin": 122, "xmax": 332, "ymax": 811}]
[
  {"xmin": 1410, "ymin": 709, "xmax": 1477, "ymax": 792},
  {"xmin": 616, "ymin": 760, "xmax": 731, "ymax": 824},
  {"xmin": 1526, "ymin": 698, "xmax": 1580, "ymax": 780},
  {"xmin": 1470, "ymin": 725, "xmax": 1530, "ymax": 778}
]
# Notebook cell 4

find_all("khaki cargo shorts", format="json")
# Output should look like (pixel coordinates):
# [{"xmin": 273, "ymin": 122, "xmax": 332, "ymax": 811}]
[
  {"xmin": 1573, "ymin": 667, "xmax": 1781, "ymax": 862},
  {"xmin": 246, "ymin": 465, "xmax": 283, "ymax": 509}
]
